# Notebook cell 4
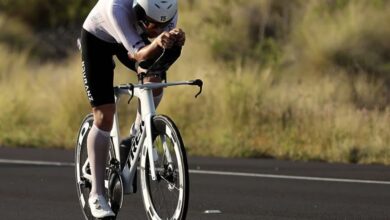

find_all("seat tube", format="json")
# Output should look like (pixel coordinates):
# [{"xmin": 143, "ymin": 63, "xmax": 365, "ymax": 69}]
[
  {"xmin": 111, "ymin": 95, "xmax": 121, "ymax": 161},
  {"xmin": 111, "ymin": 112, "xmax": 121, "ymax": 161}
]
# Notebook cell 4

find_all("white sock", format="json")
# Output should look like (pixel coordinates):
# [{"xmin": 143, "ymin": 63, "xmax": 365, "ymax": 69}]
[
  {"xmin": 131, "ymin": 92, "xmax": 163, "ymax": 136},
  {"xmin": 87, "ymin": 124, "xmax": 111, "ymax": 197}
]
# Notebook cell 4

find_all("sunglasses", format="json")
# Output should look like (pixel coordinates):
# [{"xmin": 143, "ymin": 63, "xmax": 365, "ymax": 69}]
[{"xmin": 140, "ymin": 18, "xmax": 170, "ymax": 29}]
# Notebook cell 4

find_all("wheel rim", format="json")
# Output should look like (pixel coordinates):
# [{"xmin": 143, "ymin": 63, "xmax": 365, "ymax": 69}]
[
  {"xmin": 141, "ymin": 119, "xmax": 187, "ymax": 220},
  {"xmin": 75, "ymin": 116, "xmax": 94, "ymax": 220},
  {"xmin": 75, "ymin": 115, "xmax": 121, "ymax": 219}
]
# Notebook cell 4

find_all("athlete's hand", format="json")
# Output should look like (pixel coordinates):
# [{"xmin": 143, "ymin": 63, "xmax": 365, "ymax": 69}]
[
  {"xmin": 169, "ymin": 28, "xmax": 186, "ymax": 47},
  {"xmin": 154, "ymin": 31, "xmax": 176, "ymax": 49}
]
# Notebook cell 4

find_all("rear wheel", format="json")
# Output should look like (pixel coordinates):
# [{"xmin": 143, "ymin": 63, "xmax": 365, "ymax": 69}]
[
  {"xmin": 75, "ymin": 114, "xmax": 123, "ymax": 220},
  {"xmin": 140, "ymin": 115, "xmax": 189, "ymax": 220}
]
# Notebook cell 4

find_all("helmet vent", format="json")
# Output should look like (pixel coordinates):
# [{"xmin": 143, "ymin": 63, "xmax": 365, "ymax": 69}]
[
  {"xmin": 154, "ymin": 3, "xmax": 161, "ymax": 9},
  {"xmin": 167, "ymin": 4, "xmax": 173, "ymax": 9}
]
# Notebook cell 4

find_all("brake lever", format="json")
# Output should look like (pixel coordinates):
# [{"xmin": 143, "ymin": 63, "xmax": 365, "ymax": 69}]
[
  {"xmin": 189, "ymin": 79, "xmax": 203, "ymax": 98},
  {"xmin": 127, "ymin": 83, "xmax": 134, "ymax": 104}
]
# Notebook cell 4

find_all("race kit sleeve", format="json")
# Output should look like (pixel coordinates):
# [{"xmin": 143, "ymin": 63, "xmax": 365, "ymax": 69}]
[
  {"xmin": 83, "ymin": 0, "xmax": 145, "ymax": 56},
  {"xmin": 106, "ymin": 1, "xmax": 146, "ymax": 55}
]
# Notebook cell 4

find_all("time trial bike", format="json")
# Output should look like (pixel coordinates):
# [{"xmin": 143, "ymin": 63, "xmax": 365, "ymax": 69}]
[{"xmin": 75, "ymin": 51, "xmax": 203, "ymax": 220}]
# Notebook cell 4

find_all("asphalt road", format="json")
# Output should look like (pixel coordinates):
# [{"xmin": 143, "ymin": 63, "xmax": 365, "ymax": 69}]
[{"xmin": 1, "ymin": 147, "xmax": 390, "ymax": 219}]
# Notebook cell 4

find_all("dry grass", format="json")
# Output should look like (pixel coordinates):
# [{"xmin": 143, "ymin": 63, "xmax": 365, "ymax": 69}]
[
  {"xmin": 0, "ymin": 46, "xmax": 89, "ymax": 148},
  {"xmin": 0, "ymin": 0, "xmax": 389, "ymax": 164}
]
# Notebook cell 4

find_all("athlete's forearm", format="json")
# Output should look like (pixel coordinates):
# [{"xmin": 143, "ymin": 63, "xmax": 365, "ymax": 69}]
[
  {"xmin": 130, "ymin": 31, "xmax": 178, "ymax": 62},
  {"xmin": 131, "ymin": 40, "xmax": 163, "ymax": 62}
]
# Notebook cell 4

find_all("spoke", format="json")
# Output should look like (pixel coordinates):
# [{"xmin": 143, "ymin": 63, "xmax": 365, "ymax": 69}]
[
  {"xmin": 148, "ymin": 161, "xmax": 179, "ymax": 217},
  {"xmin": 149, "ymin": 173, "xmax": 173, "ymax": 218},
  {"xmin": 143, "ymin": 118, "xmax": 187, "ymax": 220},
  {"xmin": 159, "ymin": 175, "xmax": 181, "ymax": 191}
]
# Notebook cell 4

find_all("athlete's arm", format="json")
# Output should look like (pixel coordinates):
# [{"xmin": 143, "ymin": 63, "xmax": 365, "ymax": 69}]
[
  {"xmin": 132, "ymin": 14, "xmax": 180, "ymax": 62},
  {"xmin": 131, "ymin": 31, "xmax": 176, "ymax": 62},
  {"xmin": 106, "ymin": 4, "xmax": 145, "ymax": 55}
]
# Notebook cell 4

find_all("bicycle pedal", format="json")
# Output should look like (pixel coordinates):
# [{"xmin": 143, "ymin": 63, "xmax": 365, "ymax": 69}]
[
  {"xmin": 79, "ymin": 177, "xmax": 91, "ymax": 189},
  {"xmin": 107, "ymin": 171, "xmax": 123, "ymax": 216}
]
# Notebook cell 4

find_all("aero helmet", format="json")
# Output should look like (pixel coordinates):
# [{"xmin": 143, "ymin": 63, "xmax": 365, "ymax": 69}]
[{"xmin": 133, "ymin": 0, "xmax": 177, "ymax": 23}]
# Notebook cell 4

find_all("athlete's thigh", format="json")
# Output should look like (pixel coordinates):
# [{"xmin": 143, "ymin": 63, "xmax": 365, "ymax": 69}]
[{"xmin": 81, "ymin": 29, "xmax": 116, "ymax": 107}]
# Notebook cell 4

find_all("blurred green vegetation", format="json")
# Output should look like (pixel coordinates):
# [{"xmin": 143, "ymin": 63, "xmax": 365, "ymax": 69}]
[
  {"xmin": 0, "ymin": 0, "xmax": 93, "ymax": 29},
  {"xmin": 0, "ymin": 0, "xmax": 94, "ymax": 59},
  {"xmin": 0, "ymin": 0, "xmax": 389, "ymax": 164}
]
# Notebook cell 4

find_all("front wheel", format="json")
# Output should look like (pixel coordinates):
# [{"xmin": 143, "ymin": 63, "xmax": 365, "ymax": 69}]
[{"xmin": 140, "ymin": 115, "xmax": 189, "ymax": 220}]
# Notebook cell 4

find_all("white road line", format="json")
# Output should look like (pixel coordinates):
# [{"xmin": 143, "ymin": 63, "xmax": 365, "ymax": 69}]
[
  {"xmin": 189, "ymin": 169, "xmax": 390, "ymax": 185},
  {"xmin": 0, "ymin": 159, "xmax": 74, "ymax": 167},
  {"xmin": 1, "ymin": 158, "xmax": 389, "ymax": 185}
]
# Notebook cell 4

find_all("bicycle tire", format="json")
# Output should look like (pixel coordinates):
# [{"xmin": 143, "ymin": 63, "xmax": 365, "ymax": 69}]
[
  {"xmin": 140, "ymin": 115, "xmax": 189, "ymax": 220},
  {"xmin": 75, "ymin": 113, "xmax": 122, "ymax": 220}
]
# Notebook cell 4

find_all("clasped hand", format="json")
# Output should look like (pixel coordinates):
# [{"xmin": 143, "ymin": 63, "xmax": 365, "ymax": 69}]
[{"xmin": 154, "ymin": 28, "xmax": 185, "ymax": 49}]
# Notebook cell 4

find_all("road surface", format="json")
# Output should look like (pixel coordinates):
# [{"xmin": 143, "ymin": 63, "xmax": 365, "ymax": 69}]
[{"xmin": 0, "ymin": 147, "xmax": 389, "ymax": 219}]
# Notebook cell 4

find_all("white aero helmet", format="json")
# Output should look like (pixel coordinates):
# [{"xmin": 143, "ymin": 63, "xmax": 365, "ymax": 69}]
[{"xmin": 133, "ymin": 0, "xmax": 177, "ymax": 24}]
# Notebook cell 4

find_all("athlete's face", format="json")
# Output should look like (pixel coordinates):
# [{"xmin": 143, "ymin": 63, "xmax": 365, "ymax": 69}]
[
  {"xmin": 143, "ymin": 23, "xmax": 164, "ymax": 38},
  {"xmin": 140, "ymin": 19, "xmax": 169, "ymax": 38}
]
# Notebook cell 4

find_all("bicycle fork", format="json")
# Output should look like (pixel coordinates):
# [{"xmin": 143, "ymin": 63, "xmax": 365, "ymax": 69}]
[
  {"xmin": 137, "ymin": 87, "xmax": 168, "ymax": 181},
  {"xmin": 113, "ymin": 88, "xmax": 160, "ymax": 194}
]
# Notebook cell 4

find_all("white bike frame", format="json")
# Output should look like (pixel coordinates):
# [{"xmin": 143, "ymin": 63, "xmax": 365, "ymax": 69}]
[{"xmin": 110, "ymin": 80, "xmax": 201, "ymax": 192}]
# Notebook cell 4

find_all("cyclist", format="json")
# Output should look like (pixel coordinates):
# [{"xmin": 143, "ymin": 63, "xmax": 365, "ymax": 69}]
[{"xmin": 80, "ymin": 0, "xmax": 185, "ymax": 218}]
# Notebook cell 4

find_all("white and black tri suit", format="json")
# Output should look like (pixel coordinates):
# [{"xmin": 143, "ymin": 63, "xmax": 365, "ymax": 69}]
[{"xmin": 81, "ymin": 0, "xmax": 179, "ymax": 107}]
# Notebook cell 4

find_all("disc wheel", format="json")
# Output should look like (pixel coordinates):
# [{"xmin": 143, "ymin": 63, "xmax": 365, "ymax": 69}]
[{"xmin": 75, "ymin": 114, "xmax": 123, "ymax": 220}]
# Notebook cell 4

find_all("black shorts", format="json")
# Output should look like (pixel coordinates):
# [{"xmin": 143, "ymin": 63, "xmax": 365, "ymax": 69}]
[
  {"xmin": 80, "ymin": 28, "xmax": 181, "ymax": 107},
  {"xmin": 81, "ymin": 29, "xmax": 136, "ymax": 107}
]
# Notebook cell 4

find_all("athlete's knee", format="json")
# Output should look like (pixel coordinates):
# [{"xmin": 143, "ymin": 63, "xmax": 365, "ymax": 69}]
[
  {"xmin": 144, "ymin": 76, "xmax": 163, "ymax": 96},
  {"xmin": 153, "ymin": 88, "xmax": 163, "ymax": 97},
  {"xmin": 164, "ymin": 46, "xmax": 181, "ymax": 65},
  {"xmin": 92, "ymin": 104, "xmax": 116, "ymax": 131},
  {"xmin": 167, "ymin": 46, "xmax": 182, "ymax": 58},
  {"xmin": 153, "ymin": 90, "xmax": 163, "ymax": 108}
]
